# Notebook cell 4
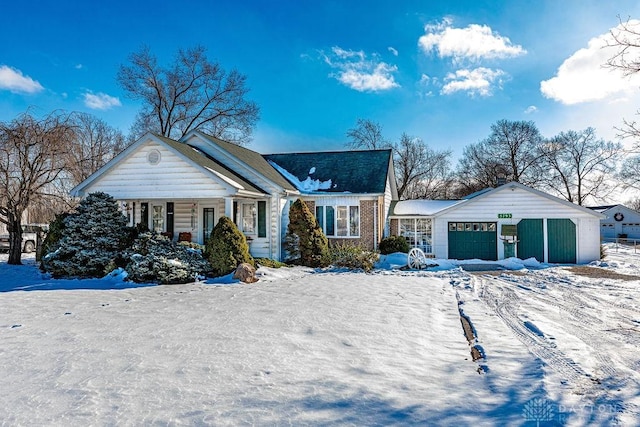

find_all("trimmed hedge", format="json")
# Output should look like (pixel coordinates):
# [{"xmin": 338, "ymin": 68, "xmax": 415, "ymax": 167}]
[{"xmin": 379, "ymin": 235, "xmax": 410, "ymax": 255}]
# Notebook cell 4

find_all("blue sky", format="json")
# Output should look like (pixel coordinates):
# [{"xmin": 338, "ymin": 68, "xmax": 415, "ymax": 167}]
[{"xmin": 2, "ymin": 0, "xmax": 640, "ymax": 159}]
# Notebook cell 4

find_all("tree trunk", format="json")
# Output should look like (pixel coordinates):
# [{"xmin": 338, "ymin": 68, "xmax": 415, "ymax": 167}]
[{"xmin": 7, "ymin": 218, "xmax": 22, "ymax": 265}]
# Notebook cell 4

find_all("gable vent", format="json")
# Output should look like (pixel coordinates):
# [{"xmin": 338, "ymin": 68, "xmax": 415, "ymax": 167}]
[{"xmin": 147, "ymin": 149, "xmax": 161, "ymax": 165}]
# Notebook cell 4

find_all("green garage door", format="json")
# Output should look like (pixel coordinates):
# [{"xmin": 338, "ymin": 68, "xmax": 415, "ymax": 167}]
[
  {"xmin": 517, "ymin": 219, "xmax": 544, "ymax": 262},
  {"xmin": 547, "ymin": 219, "xmax": 576, "ymax": 263},
  {"xmin": 448, "ymin": 222, "xmax": 497, "ymax": 260}
]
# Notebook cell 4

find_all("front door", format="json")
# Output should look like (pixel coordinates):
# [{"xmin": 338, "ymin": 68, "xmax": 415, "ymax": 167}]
[{"xmin": 203, "ymin": 208, "xmax": 215, "ymax": 242}]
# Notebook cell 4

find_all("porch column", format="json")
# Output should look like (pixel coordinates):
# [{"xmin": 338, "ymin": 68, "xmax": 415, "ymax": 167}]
[{"xmin": 224, "ymin": 197, "xmax": 234, "ymax": 218}]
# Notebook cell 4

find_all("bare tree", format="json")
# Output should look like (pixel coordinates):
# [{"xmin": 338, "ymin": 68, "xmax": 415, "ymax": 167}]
[
  {"xmin": 0, "ymin": 111, "xmax": 75, "ymax": 264},
  {"xmin": 395, "ymin": 133, "xmax": 452, "ymax": 200},
  {"xmin": 605, "ymin": 17, "xmax": 640, "ymax": 143},
  {"xmin": 118, "ymin": 45, "xmax": 260, "ymax": 144},
  {"xmin": 346, "ymin": 118, "xmax": 390, "ymax": 149},
  {"xmin": 539, "ymin": 128, "xmax": 622, "ymax": 205},
  {"xmin": 455, "ymin": 142, "xmax": 509, "ymax": 196},
  {"xmin": 618, "ymin": 154, "xmax": 640, "ymax": 190},
  {"xmin": 66, "ymin": 112, "xmax": 125, "ymax": 186},
  {"xmin": 345, "ymin": 119, "xmax": 452, "ymax": 199},
  {"xmin": 626, "ymin": 197, "xmax": 640, "ymax": 211},
  {"xmin": 454, "ymin": 120, "xmax": 544, "ymax": 196}
]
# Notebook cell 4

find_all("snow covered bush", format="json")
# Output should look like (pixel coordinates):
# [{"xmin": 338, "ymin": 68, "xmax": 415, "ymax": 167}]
[
  {"xmin": 329, "ymin": 242, "xmax": 379, "ymax": 272},
  {"xmin": 205, "ymin": 216, "xmax": 253, "ymax": 277},
  {"xmin": 379, "ymin": 235, "xmax": 410, "ymax": 255},
  {"xmin": 42, "ymin": 192, "xmax": 132, "ymax": 278},
  {"xmin": 39, "ymin": 213, "xmax": 68, "ymax": 268},
  {"xmin": 284, "ymin": 198, "xmax": 330, "ymax": 267},
  {"xmin": 125, "ymin": 232, "xmax": 211, "ymax": 284}
]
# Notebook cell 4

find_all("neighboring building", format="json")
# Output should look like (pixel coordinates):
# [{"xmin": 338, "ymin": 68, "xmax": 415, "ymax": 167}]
[
  {"xmin": 389, "ymin": 182, "xmax": 604, "ymax": 264},
  {"xmin": 71, "ymin": 131, "xmax": 398, "ymax": 261},
  {"xmin": 588, "ymin": 204, "xmax": 640, "ymax": 241}
]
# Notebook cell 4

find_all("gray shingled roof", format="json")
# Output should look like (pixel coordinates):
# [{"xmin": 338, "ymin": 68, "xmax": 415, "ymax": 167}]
[
  {"xmin": 155, "ymin": 134, "xmax": 266, "ymax": 194},
  {"xmin": 194, "ymin": 132, "xmax": 297, "ymax": 191},
  {"xmin": 263, "ymin": 150, "xmax": 393, "ymax": 194}
]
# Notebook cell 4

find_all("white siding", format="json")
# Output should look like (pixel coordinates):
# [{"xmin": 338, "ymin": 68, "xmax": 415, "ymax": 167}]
[
  {"xmin": 432, "ymin": 186, "xmax": 602, "ymax": 263},
  {"xmin": 383, "ymin": 176, "xmax": 394, "ymax": 237},
  {"xmin": 85, "ymin": 142, "xmax": 234, "ymax": 199}
]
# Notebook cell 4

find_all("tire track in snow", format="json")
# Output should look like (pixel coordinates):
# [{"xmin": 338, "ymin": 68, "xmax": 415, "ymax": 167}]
[
  {"xmin": 476, "ymin": 276, "xmax": 587, "ymax": 383},
  {"xmin": 475, "ymin": 272, "xmax": 640, "ymax": 421}
]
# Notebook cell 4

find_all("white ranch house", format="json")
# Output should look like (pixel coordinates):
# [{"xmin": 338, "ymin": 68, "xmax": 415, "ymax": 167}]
[
  {"xmin": 71, "ymin": 131, "xmax": 604, "ymax": 265},
  {"xmin": 389, "ymin": 182, "xmax": 604, "ymax": 264},
  {"xmin": 71, "ymin": 131, "xmax": 397, "ymax": 261}
]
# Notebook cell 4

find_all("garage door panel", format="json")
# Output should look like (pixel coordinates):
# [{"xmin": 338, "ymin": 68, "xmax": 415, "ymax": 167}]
[
  {"xmin": 448, "ymin": 222, "xmax": 497, "ymax": 261},
  {"xmin": 547, "ymin": 219, "xmax": 576, "ymax": 263},
  {"xmin": 517, "ymin": 219, "xmax": 544, "ymax": 262}
]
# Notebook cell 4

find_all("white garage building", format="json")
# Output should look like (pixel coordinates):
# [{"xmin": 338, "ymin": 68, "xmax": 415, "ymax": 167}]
[
  {"xmin": 588, "ymin": 204, "xmax": 640, "ymax": 241},
  {"xmin": 389, "ymin": 182, "xmax": 604, "ymax": 264}
]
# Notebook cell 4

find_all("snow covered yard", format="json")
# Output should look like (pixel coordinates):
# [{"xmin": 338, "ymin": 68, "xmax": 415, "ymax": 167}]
[{"xmin": 1, "ymin": 245, "xmax": 639, "ymax": 426}]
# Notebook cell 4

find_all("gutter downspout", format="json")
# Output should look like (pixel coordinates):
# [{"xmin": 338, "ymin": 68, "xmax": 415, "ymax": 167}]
[{"xmin": 373, "ymin": 199, "xmax": 378, "ymax": 251}]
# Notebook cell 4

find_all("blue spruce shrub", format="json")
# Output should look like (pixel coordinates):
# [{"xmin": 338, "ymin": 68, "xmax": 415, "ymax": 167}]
[{"xmin": 43, "ymin": 192, "xmax": 131, "ymax": 278}]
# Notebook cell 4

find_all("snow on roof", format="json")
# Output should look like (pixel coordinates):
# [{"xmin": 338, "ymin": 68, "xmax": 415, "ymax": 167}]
[
  {"xmin": 268, "ymin": 160, "xmax": 333, "ymax": 193},
  {"xmin": 393, "ymin": 199, "xmax": 463, "ymax": 216}
]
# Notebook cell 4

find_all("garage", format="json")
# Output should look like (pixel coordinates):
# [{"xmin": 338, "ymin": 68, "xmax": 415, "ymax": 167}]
[
  {"xmin": 389, "ymin": 182, "xmax": 604, "ymax": 264},
  {"xmin": 447, "ymin": 222, "xmax": 497, "ymax": 260}
]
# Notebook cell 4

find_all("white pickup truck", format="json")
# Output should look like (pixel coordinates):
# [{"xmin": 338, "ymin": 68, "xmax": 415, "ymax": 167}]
[{"xmin": 0, "ymin": 224, "xmax": 47, "ymax": 253}]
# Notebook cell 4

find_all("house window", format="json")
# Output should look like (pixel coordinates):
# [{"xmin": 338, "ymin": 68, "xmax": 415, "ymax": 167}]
[
  {"xmin": 241, "ymin": 203, "xmax": 256, "ymax": 234},
  {"xmin": 401, "ymin": 218, "xmax": 433, "ymax": 253},
  {"xmin": 315, "ymin": 204, "xmax": 359, "ymax": 237}
]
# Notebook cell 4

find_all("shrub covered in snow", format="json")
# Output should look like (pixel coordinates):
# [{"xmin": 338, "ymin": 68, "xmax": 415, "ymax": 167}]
[
  {"xmin": 284, "ymin": 198, "xmax": 330, "ymax": 267},
  {"xmin": 329, "ymin": 242, "xmax": 379, "ymax": 272},
  {"xmin": 379, "ymin": 235, "xmax": 410, "ymax": 255},
  {"xmin": 39, "ymin": 213, "xmax": 69, "ymax": 267},
  {"xmin": 42, "ymin": 192, "xmax": 132, "ymax": 278},
  {"xmin": 125, "ymin": 232, "xmax": 211, "ymax": 284},
  {"xmin": 205, "ymin": 216, "xmax": 253, "ymax": 277}
]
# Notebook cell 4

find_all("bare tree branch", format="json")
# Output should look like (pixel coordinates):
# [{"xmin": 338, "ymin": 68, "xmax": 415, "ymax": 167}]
[{"xmin": 118, "ymin": 45, "xmax": 260, "ymax": 145}]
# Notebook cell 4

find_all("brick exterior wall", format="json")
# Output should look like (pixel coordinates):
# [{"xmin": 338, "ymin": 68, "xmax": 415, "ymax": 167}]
[{"xmin": 390, "ymin": 218, "xmax": 399, "ymax": 236}]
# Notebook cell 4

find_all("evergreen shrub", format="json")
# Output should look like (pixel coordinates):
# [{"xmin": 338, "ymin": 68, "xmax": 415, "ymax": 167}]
[
  {"xmin": 125, "ymin": 232, "xmax": 211, "ymax": 284},
  {"xmin": 329, "ymin": 242, "xmax": 379, "ymax": 272},
  {"xmin": 284, "ymin": 199, "xmax": 330, "ymax": 267},
  {"xmin": 205, "ymin": 216, "xmax": 253, "ymax": 277},
  {"xmin": 379, "ymin": 235, "xmax": 410, "ymax": 255},
  {"xmin": 39, "ymin": 213, "xmax": 68, "ymax": 267},
  {"xmin": 42, "ymin": 192, "xmax": 131, "ymax": 278}
]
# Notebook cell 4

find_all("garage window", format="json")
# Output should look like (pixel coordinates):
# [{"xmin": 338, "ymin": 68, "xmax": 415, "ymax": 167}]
[
  {"xmin": 401, "ymin": 218, "xmax": 432, "ymax": 253},
  {"xmin": 449, "ymin": 222, "xmax": 496, "ymax": 232}
]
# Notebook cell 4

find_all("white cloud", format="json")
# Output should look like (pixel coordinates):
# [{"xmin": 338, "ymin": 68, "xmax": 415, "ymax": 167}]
[
  {"xmin": 323, "ymin": 46, "xmax": 399, "ymax": 92},
  {"xmin": 75, "ymin": 64, "xmax": 83, "ymax": 69},
  {"xmin": 524, "ymin": 105, "xmax": 538, "ymax": 114},
  {"xmin": 388, "ymin": 47, "xmax": 398, "ymax": 56},
  {"xmin": 0, "ymin": 65, "xmax": 44, "ymax": 94},
  {"xmin": 540, "ymin": 20, "xmax": 640, "ymax": 105},
  {"xmin": 83, "ymin": 91, "xmax": 121, "ymax": 110},
  {"xmin": 419, "ymin": 20, "xmax": 526, "ymax": 62},
  {"xmin": 441, "ymin": 67, "xmax": 506, "ymax": 96}
]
